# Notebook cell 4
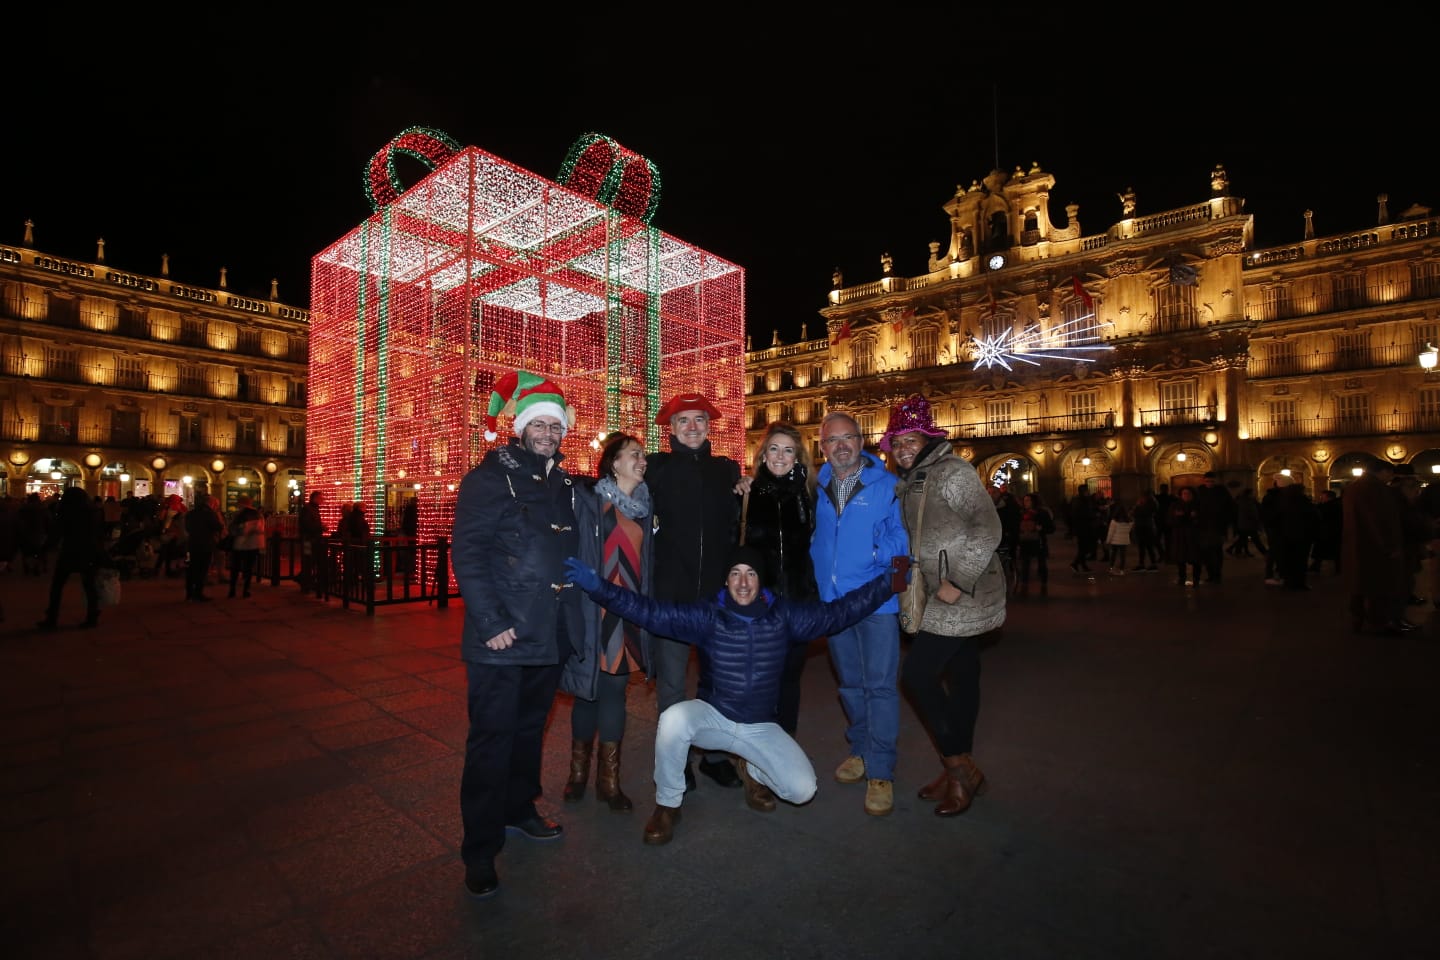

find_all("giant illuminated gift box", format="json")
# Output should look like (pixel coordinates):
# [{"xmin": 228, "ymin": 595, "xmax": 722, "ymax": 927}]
[{"xmin": 306, "ymin": 129, "xmax": 746, "ymax": 555}]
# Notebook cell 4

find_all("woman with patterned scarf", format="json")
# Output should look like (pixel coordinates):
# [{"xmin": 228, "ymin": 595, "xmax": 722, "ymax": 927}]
[{"xmin": 559, "ymin": 432, "xmax": 655, "ymax": 812}]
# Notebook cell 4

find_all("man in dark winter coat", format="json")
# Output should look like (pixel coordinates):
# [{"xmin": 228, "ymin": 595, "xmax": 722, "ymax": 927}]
[
  {"xmin": 36, "ymin": 486, "xmax": 102, "ymax": 630},
  {"xmin": 643, "ymin": 392, "xmax": 751, "ymax": 791},
  {"xmin": 454, "ymin": 371, "xmax": 584, "ymax": 902},
  {"xmin": 564, "ymin": 544, "xmax": 904, "ymax": 845},
  {"xmin": 183, "ymin": 495, "xmax": 225, "ymax": 602},
  {"xmin": 1192, "ymin": 471, "xmax": 1237, "ymax": 582},
  {"xmin": 298, "ymin": 490, "xmax": 325, "ymax": 596}
]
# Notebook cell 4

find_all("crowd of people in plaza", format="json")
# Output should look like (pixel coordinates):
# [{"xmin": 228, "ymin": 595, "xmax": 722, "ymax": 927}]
[
  {"xmin": 0, "ymin": 485, "xmax": 378, "ymax": 621},
  {"xmin": 1052, "ymin": 473, "xmax": 1348, "ymax": 592},
  {"xmin": 1034, "ymin": 458, "xmax": 1439, "ymax": 637}
]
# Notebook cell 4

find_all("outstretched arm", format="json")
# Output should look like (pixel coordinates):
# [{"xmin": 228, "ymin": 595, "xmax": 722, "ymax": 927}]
[
  {"xmin": 563, "ymin": 557, "xmax": 713, "ymax": 645},
  {"xmin": 786, "ymin": 561, "xmax": 904, "ymax": 640}
]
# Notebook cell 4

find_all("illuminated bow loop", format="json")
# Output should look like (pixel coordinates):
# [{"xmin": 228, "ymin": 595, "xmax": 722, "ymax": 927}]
[{"xmin": 365, "ymin": 126, "xmax": 462, "ymax": 212}]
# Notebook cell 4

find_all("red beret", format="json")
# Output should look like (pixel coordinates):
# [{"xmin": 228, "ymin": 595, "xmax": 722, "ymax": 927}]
[{"xmin": 655, "ymin": 393, "xmax": 722, "ymax": 425}]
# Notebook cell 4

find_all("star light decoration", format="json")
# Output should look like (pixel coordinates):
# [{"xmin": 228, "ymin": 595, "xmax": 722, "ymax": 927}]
[{"xmin": 969, "ymin": 311, "xmax": 1114, "ymax": 371}]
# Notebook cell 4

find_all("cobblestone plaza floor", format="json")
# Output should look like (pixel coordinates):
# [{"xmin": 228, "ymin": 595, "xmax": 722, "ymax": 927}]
[{"xmin": 3, "ymin": 552, "xmax": 1437, "ymax": 959}]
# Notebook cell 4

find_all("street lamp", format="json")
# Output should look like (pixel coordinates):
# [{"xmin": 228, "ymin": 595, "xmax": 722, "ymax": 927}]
[{"xmin": 1420, "ymin": 342, "xmax": 1438, "ymax": 370}]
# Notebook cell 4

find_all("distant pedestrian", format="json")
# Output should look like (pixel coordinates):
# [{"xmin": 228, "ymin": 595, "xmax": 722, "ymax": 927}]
[
  {"xmin": 298, "ymin": 490, "xmax": 325, "ymax": 596},
  {"xmin": 1131, "ymin": 492, "xmax": 1162, "ymax": 571},
  {"xmin": 1191, "ymin": 472, "xmax": 1235, "ymax": 583},
  {"xmin": 227, "ymin": 495, "xmax": 265, "ymax": 598},
  {"xmin": 1342, "ymin": 461, "xmax": 1408, "ymax": 635},
  {"xmin": 1167, "ymin": 487, "xmax": 1201, "ymax": 587},
  {"xmin": 18, "ymin": 492, "xmax": 51, "ymax": 576},
  {"xmin": 1105, "ymin": 502, "xmax": 1134, "ymax": 575},
  {"xmin": 1310, "ymin": 489, "xmax": 1343, "ymax": 575},
  {"xmin": 1014, "ymin": 492, "xmax": 1055, "ymax": 596},
  {"xmin": 183, "ymin": 495, "xmax": 225, "ymax": 602},
  {"xmin": 1067, "ymin": 487, "xmax": 1097, "ymax": 574},
  {"xmin": 1228, "ymin": 488, "xmax": 1266, "ymax": 557},
  {"xmin": 36, "ymin": 486, "xmax": 103, "ymax": 631}
]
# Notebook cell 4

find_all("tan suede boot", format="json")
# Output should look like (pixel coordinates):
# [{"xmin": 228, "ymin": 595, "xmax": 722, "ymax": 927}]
[
  {"xmin": 595, "ymin": 741, "xmax": 632, "ymax": 812},
  {"xmin": 563, "ymin": 739, "xmax": 592, "ymax": 803},
  {"xmin": 733, "ymin": 756, "xmax": 777, "ymax": 813}
]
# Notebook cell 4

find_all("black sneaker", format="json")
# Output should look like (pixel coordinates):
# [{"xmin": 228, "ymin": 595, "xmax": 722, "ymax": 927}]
[
  {"xmin": 505, "ymin": 815, "xmax": 563, "ymax": 841},
  {"xmin": 464, "ymin": 865, "xmax": 500, "ymax": 900},
  {"xmin": 697, "ymin": 756, "xmax": 742, "ymax": 788}
]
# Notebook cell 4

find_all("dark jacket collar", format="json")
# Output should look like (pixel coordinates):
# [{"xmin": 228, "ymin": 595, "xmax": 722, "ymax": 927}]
[{"xmin": 668, "ymin": 436, "xmax": 713, "ymax": 459}]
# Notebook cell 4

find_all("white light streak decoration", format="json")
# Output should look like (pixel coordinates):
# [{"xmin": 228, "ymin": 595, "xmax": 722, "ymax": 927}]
[{"xmin": 971, "ymin": 312, "xmax": 1114, "ymax": 371}]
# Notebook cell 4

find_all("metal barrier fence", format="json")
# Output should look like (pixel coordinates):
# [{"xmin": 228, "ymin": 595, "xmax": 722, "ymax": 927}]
[{"xmin": 261, "ymin": 535, "xmax": 457, "ymax": 615}]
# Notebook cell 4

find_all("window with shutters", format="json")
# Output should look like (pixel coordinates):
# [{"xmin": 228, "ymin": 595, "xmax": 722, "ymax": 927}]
[
  {"xmin": 911, "ymin": 326, "xmax": 938, "ymax": 368},
  {"xmin": 1335, "ymin": 393, "xmax": 1369, "ymax": 422},
  {"xmin": 986, "ymin": 399, "xmax": 1012, "ymax": 430},
  {"xmin": 850, "ymin": 340, "xmax": 874, "ymax": 377},
  {"xmin": 1067, "ymin": 390, "xmax": 1099, "ymax": 430},
  {"xmin": 1268, "ymin": 399, "xmax": 1297, "ymax": 425},
  {"xmin": 115, "ymin": 357, "xmax": 145, "ymax": 390}
]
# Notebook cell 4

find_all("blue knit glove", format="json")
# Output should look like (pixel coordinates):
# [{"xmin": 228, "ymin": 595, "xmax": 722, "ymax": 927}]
[{"xmin": 564, "ymin": 557, "xmax": 602, "ymax": 593}]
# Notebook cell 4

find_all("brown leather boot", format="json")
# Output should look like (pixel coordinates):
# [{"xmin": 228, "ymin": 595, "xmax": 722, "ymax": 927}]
[
  {"xmin": 595, "ymin": 741, "xmax": 632, "ymax": 812},
  {"xmin": 563, "ymin": 739, "xmax": 592, "ymax": 803},
  {"xmin": 935, "ymin": 753, "xmax": 986, "ymax": 817},
  {"xmin": 917, "ymin": 767, "xmax": 950, "ymax": 802},
  {"xmin": 643, "ymin": 804, "xmax": 682, "ymax": 845},
  {"xmin": 732, "ymin": 756, "xmax": 777, "ymax": 813}
]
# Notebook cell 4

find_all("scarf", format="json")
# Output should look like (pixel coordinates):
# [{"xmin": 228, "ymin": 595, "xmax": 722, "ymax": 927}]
[{"xmin": 596, "ymin": 476, "xmax": 652, "ymax": 520}]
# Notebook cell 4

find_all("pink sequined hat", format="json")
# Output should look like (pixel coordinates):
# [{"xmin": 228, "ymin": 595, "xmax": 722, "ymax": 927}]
[{"xmin": 879, "ymin": 394, "xmax": 948, "ymax": 452}]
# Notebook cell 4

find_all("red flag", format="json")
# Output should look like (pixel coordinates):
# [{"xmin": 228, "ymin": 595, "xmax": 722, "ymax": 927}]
[
  {"xmin": 830, "ymin": 320, "xmax": 852, "ymax": 345},
  {"xmin": 893, "ymin": 308, "xmax": 914, "ymax": 334},
  {"xmin": 1072, "ymin": 276, "xmax": 1093, "ymax": 311}
]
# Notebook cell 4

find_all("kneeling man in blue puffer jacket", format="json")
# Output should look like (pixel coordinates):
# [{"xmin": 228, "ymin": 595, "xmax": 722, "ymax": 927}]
[{"xmin": 563, "ymin": 544, "xmax": 904, "ymax": 846}]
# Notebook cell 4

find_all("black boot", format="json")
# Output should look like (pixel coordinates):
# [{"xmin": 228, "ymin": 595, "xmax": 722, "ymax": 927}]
[{"xmin": 697, "ymin": 756, "xmax": 742, "ymax": 788}]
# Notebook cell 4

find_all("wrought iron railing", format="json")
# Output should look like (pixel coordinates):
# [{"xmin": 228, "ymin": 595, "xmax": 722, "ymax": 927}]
[{"xmin": 1245, "ymin": 411, "xmax": 1440, "ymax": 439}]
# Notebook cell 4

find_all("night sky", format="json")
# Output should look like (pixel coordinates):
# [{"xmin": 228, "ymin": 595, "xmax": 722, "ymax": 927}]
[{"xmin": 5, "ymin": 15, "xmax": 1431, "ymax": 345}]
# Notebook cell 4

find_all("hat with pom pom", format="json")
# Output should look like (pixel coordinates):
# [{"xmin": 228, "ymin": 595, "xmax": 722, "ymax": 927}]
[
  {"xmin": 878, "ymin": 394, "xmax": 948, "ymax": 452},
  {"xmin": 483, "ymin": 370, "xmax": 574, "ymax": 442}
]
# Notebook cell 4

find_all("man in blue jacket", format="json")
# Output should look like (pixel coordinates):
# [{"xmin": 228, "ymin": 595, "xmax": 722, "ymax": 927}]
[
  {"xmin": 564, "ymin": 544, "xmax": 904, "ymax": 845},
  {"xmin": 453, "ymin": 370, "xmax": 584, "ymax": 901},
  {"xmin": 809, "ymin": 411, "xmax": 910, "ymax": 817}
]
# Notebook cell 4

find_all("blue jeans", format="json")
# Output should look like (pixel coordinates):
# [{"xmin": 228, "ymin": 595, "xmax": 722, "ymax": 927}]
[
  {"xmin": 653, "ymin": 700, "xmax": 817, "ymax": 809},
  {"xmin": 824, "ymin": 612, "xmax": 900, "ymax": 780}
]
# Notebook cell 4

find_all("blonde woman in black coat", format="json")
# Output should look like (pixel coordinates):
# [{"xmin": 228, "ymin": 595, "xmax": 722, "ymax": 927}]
[{"xmin": 741, "ymin": 422, "xmax": 819, "ymax": 735}]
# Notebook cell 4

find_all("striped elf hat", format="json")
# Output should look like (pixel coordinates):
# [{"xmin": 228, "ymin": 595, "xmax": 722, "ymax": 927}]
[{"xmin": 483, "ymin": 370, "xmax": 573, "ymax": 442}]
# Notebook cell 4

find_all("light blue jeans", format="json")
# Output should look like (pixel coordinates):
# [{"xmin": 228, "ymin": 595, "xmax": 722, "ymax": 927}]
[
  {"xmin": 653, "ymin": 700, "xmax": 817, "ymax": 809},
  {"xmin": 824, "ymin": 612, "xmax": 900, "ymax": 780}
]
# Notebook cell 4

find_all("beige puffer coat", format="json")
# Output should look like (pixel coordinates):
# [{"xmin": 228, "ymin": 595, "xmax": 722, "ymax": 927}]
[{"xmin": 895, "ymin": 444, "xmax": 1007, "ymax": 638}]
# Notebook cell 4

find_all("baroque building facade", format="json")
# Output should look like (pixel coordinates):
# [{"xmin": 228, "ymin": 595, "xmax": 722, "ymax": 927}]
[
  {"xmin": 744, "ymin": 163, "xmax": 1440, "ymax": 507},
  {"xmin": 0, "ymin": 224, "xmax": 309, "ymax": 512}
]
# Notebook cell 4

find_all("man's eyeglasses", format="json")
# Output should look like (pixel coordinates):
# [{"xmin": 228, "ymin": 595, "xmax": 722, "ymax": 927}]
[
  {"xmin": 820, "ymin": 433, "xmax": 861, "ymax": 447},
  {"xmin": 526, "ymin": 422, "xmax": 566, "ymax": 436}
]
